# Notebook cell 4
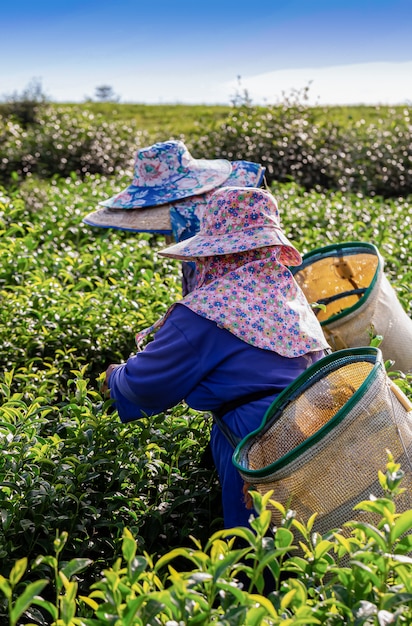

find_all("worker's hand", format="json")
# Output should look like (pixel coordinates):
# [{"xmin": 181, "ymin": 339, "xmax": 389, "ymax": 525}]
[{"xmin": 100, "ymin": 363, "xmax": 122, "ymax": 397}]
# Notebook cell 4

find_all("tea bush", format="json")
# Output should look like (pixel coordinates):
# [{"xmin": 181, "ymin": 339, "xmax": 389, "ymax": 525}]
[
  {"xmin": 1, "ymin": 456, "xmax": 412, "ymax": 625},
  {"xmin": 0, "ymin": 176, "xmax": 181, "ymax": 398},
  {"xmin": 1, "ymin": 177, "xmax": 410, "ymax": 399},
  {"xmin": 189, "ymin": 102, "xmax": 412, "ymax": 197},
  {"xmin": 0, "ymin": 176, "xmax": 222, "ymax": 613},
  {"xmin": 0, "ymin": 167, "xmax": 412, "ymax": 623},
  {"xmin": 0, "ymin": 106, "xmax": 153, "ymax": 183},
  {"xmin": 0, "ymin": 370, "xmax": 218, "ymax": 567},
  {"xmin": 1, "ymin": 96, "xmax": 411, "ymax": 197},
  {"xmin": 0, "ymin": 78, "xmax": 49, "ymax": 128}
]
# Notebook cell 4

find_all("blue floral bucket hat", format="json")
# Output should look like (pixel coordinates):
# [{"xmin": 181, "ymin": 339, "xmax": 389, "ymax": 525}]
[
  {"xmin": 99, "ymin": 140, "xmax": 232, "ymax": 209},
  {"xmin": 82, "ymin": 160, "xmax": 265, "ymax": 236}
]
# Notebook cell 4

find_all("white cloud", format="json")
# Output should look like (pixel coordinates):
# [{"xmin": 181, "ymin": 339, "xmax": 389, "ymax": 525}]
[
  {"xmin": 228, "ymin": 61, "xmax": 412, "ymax": 106},
  {"xmin": 2, "ymin": 60, "xmax": 411, "ymax": 106}
]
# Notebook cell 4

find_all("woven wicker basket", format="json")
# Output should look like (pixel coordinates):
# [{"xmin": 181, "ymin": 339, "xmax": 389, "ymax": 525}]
[
  {"xmin": 291, "ymin": 242, "xmax": 412, "ymax": 373},
  {"xmin": 233, "ymin": 347, "xmax": 412, "ymax": 534}
]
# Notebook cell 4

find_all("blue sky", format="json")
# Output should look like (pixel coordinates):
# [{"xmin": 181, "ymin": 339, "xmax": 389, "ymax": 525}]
[{"xmin": 1, "ymin": 0, "xmax": 412, "ymax": 106}]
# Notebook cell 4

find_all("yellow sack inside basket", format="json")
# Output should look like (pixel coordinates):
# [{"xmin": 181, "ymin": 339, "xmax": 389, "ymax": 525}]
[
  {"xmin": 292, "ymin": 242, "xmax": 412, "ymax": 373},
  {"xmin": 233, "ymin": 347, "xmax": 412, "ymax": 535}
]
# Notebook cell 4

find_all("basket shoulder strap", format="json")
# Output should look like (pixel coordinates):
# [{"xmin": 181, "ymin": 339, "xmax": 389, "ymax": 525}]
[{"xmin": 213, "ymin": 388, "xmax": 276, "ymax": 449}]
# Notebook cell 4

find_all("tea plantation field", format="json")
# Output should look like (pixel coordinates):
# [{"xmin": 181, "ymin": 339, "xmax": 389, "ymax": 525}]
[{"xmin": 1, "ymin": 124, "xmax": 412, "ymax": 622}]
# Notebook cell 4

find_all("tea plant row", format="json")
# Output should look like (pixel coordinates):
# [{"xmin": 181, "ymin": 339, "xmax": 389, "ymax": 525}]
[
  {"xmin": 0, "ymin": 174, "xmax": 411, "ymax": 623},
  {"xmin": 1, "ymin": 96, "xmax": 411, "ymax": 197}
]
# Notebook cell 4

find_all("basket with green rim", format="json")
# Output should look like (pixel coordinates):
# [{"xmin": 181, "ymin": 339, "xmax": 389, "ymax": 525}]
[
  {"xmin": 233, "ymin": 347, "xmax": 412, "ymax": 534},
  {"xmin": 291, "ymin": 241, "xmax": 412, "ymax": 373}
]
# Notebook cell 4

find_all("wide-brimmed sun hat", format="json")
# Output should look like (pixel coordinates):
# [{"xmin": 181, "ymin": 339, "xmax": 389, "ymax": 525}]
[
  {"xmin": 83, "ymin": 204, "xmax": 173, "ymax": 234},
  {"xmin": 99, "ymin": 140, "xmax": 232, "ymax": 209},
  {"xmin": 158, "ymin": 186, "xmax": 302, "ymax": 267},
  {"xmin": 82, "ymin": 160, "xmax": 265, "ymax": 236}
]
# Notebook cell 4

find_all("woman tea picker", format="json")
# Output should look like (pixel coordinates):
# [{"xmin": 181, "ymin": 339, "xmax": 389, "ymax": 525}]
[{"xmin": 103, "ymin": 187, "xmax": 330, "ymax": 529}]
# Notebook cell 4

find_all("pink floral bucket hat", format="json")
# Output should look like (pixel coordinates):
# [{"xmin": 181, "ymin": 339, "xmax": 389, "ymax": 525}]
[
  {"xmin": 100, "ymin": 140, "xmax": 232, "ymax": 209},
  {"xmin": 159, "ymin": 187, "xmax": 302, "ymax": 267}
]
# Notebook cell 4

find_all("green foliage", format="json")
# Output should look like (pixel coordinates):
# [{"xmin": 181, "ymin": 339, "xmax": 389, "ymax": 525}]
[
  {"xmin": 0, "ymin": 117, "xmax": 412, "ymax": 622},
  {"xmin": 0, "ymin": 78, "xmax": 48, "ymax": 128},
  {"xmin": 0, "ymin": 368, "xmax": 218, "ymax": 570},
  {"xmin": 0, "ymin": 177, "xmax": 179, "ymax": 395},
  {"xmin": 1, "ymin": 94, "xmax": 411, "ymax": 197},
  {"xmin": 189, "ymin": 94, "xmax": 412, "ymax": 197},
  {"xmin": 1, "ymin": 456, "xmax": 412, "ymax": 624},
  {"xmin": 68, "ymin": 102, "xmax": 232, "ymax": 134},
  {"xmin": 0, "ymin": 106, "xmax": 154, "ymax": 184},
  {"xmin": 1, "ymin": 177, "xmax": 410, "ymax": 399},
  {"xmin": 0, "ymin": 177, "xmax": 221, "ymax": 621}
]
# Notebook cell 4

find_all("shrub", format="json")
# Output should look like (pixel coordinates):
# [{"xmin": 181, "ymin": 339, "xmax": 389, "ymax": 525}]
[
  {"xmin": 191, "ymin": 90, "xmax": 333, "ymax": 188},
  {"xmin": 0, "ymin": 173, "xmax": 411, "ymax": 623},
  {"xmin": 1, "ymin": 455, "xmax": 411, "ymax": 625},
  {"xmin": 0, "ymin": 78, "xmax": 48, "ymax": 128},
  {"xmin": 0, "ymin": 370, "xmax": 219, "ymax": 593},
  {"xmin": 189, "ymin": 97, "xmax": 412, "ymax": 198},
  {"xmin": 0, "ymin": 106, "xmax": 153, "ymax": 184},
  {"xmin": 2, "ymin": 94, "xmax": 411, "ymax": 197},
  {"xmin": 0, "ymin": 179, "xmax": 221, "ymax": 601}
]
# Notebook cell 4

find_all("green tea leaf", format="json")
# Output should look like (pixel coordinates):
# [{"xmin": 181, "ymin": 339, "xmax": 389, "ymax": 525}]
[{"xmin": 10, "ymin": 580, "xmax": 49, "ymax": 624}]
